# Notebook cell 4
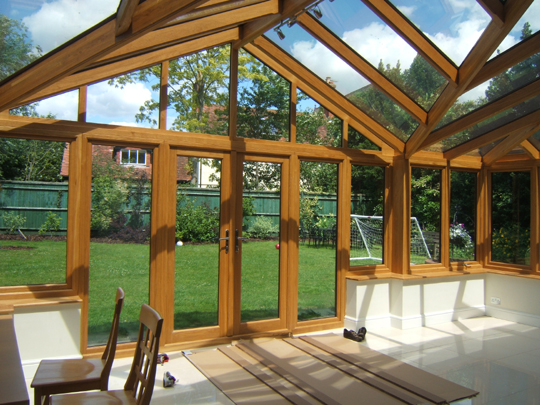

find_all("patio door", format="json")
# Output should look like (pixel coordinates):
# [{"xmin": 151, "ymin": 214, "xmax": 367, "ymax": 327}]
[
  {"xmin": 172, "ymin": 151, "xmax": 289, "ymax": 339},
  {"xmin": 232, "ymin": 155, "xmax": 289, "ymax": 335}
]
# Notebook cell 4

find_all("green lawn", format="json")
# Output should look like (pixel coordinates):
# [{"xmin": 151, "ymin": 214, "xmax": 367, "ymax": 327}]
[{"xmin": 1, "ymin": 239, "xmax": 340, "ymax": 344}]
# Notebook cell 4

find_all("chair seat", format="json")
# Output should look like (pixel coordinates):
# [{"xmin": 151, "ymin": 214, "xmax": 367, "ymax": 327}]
[
  {"xmin": 31, "ymin": 358, "xmax": 105, "ymax": 390},
  {"xmin": 50, "ymin": 390, "xmax": 138, "ymax": 405}
]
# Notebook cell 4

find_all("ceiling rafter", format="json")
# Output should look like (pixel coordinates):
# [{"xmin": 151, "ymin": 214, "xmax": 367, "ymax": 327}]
[
  {"xmin": 405, "ymin": 0, "xmax": 534, "ymax": 159},
  {"xmin": 361, "ymin": 0, "xmax": 458, "ymax": 85},
  {"xmin": 419, "ymin": 77, "xmax": 540, "ymax": 150},
  {"xmin": 233, "ymin": 0, "xmax": 316, "ymax": 49},
  {"xmin": 466, "ymin": 30, "xmax": 540, "ymax": 92},
  {"xmin": 0, "ymin": 0, "xmax": 212, "ymax": 112},
  {"xmin": 483, "ymin": 124, "xmax": 540, "ymax": 166},
  {"xmin": 87, "ymin": 0, "xmax": 278, "ymax": 69},
  {"xmin": 19, "ymin": 29, "xmax": 240, "ymax": 107},
  {"xmin": 297, "ymin": 13, "xmax": 428, "ymax": 125},
  {"xmin": 443, "ymin": 108, "xmax": 540, "ymax": 160},
  {"xmin": 476, "ymin": 0, "xmax": 505, "ymax": 27},
  {"xmin": 520, "ymin": 139, "xmax": 540, "ymax": 159},
  {"xmin": 248, "ymin": 36, "xmax": 406, "ymax": 152},
  {"xmin": 116, "ymin": 0, "xmax": 140, "ymax": 36},
  {"xmin": 165, "ymin": 0, "xmax": 265, "ymax": 26}
]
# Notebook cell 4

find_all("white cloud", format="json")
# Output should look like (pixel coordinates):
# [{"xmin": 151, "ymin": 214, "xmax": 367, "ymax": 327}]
[
  {"xmin": 34, "ymin": 90, "xmax": 78, "ymax": 120},
  {"xmin": 23, "ymin": 0, "xmax": 118, "ymax": 54},
  {"xmin": 343, "ymin": 22, "xmax": 417, "ymax": 72},
  {"xmin": 291, "ymin": 40, "xmax": 368, "ymax": 95},
  {"xmin": 396, "ymin": 5, "xmax": 416, "ymax": 18},
  {"xmin": 87, "ymin": 81, "xmax": 152, "ymax": 123}
]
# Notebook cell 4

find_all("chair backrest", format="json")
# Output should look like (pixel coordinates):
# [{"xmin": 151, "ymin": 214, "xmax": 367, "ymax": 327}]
[
  {"xmin": 100, "ymin": 287, "xmax": 125, "ymax": 386},
  {"xmin": 124, "ymin": 304, "xmax": 163, "ymax": 405}
]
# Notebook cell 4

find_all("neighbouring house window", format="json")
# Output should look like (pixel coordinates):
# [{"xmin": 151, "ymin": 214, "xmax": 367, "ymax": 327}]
[{"xmin": 121, "ymin": 149, "xmax": 147, "ymax": 166}]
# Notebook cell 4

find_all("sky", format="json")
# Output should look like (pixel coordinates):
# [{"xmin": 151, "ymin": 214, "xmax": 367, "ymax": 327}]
[{"xmin": 3, "ymin": 0, "xmax": 540, "ymax": 127}]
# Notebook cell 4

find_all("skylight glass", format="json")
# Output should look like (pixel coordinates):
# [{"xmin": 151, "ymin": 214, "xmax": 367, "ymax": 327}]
[
  {"xmin": 1, "ymin": 0, "xmax": 120, "ymax": 81},
  {"xmin": 312, "ymin": 0, "xmax": 447, "ymax": 110},
  {"xmin": 265, "ymin": 24, "xmax": 418, "ymax": 141},
  {"xmin": 388, "ymin": 0, "xmax": 490, "ymax": 66},
  {"xmin": 489, "ymin": 1, "xmax": 540, "ymax": 60},
  {"xmin": 428, "ymin": 93, "xmax": 540, "ymax": 153},
  {"xmin": 10, "ymin": 90, "xmax": 78, "ymax": 120},
  {"xmin": 436, "ymin": 50, "xmax": 540, "ymax": 130},
  {"xmin": 530, "ymin": 129, "xmax": 540, "ymax": 150}
]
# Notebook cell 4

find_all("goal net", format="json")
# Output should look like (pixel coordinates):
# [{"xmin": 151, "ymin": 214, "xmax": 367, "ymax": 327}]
[{"xmin": 350, "ymin": 215, "xmax": 431, "ymax": 263}]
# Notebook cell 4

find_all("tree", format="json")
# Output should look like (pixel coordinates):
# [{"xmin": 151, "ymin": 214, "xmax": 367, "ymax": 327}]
[{"xmin": 0, "ymin": 15, "xmax": 41, "ymax": 81}]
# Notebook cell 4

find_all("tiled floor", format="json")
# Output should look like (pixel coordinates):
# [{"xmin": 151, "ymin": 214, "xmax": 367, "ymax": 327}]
[{"xmin": 25, "ymin": 317, "xmax": 540, "ymax": 404}]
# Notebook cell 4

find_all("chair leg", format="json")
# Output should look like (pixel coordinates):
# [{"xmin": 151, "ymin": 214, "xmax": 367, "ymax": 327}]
[{"xmin": 34, "ymin": 388, "xmax": 48, "ymax": 405}]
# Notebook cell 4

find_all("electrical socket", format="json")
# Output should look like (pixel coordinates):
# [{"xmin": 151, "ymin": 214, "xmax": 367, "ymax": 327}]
[{"xmin": 490, "ymin": 297, "xmax": 501, "ymax": 305}]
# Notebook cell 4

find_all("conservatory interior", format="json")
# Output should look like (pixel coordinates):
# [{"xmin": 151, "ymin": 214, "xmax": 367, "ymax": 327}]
[{"xmin": 1, "ymin": 0, "xmax": 540, "ymax": 402}]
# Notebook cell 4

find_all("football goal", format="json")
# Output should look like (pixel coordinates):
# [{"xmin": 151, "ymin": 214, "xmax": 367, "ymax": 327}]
[{"xmin": 350, "ymin": 215, "xmax": 431, "ymax": 263}]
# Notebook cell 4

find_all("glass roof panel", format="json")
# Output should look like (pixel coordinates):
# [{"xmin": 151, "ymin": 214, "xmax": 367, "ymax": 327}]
[
  {"xmin": 388, "ymin": 0, "xmax": 490, "ymax": 66},
  {"xmin": 529, "ymin": 129, "xmax": 540, "ymax": 150},
  {"xmin": 1, "ymin": 0, "xmax": 120, "ymax": 81},
  {"xmin": 428, "ymin": 93, "xmax": 540, "ymax": 152},
  {"xmin": 297, "ymin": 88, "xmax": 342, "ymax": 147},
  {"xmin": 265, "ymin": 25, "xmax": 418, "ymax": 141},
  {"xmin": 489, "ymin": 0, "xmax": 540, "ymax": 60},
  {"xmin": 10, "ymin": 89, "xmax": 78, "ymax": 120},
  {"xmin": 435, "ymin": 50, "xmax": 540, "ymax": 130},
  {"xmin": 312, "ymin": 0, "xmax": 447, "ymax": 110}
]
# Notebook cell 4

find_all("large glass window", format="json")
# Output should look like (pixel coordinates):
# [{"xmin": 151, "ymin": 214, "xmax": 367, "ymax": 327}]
[
  {"xmin": 237, "ymin": 50, "xmax": 290, "ymax": 141},
  {"xmin": 0, "ymin": 138, "xmax": 67, "ymax": 286},
  {"xmin": 410, "ymin": 167, "xmax": 441, "ymax": 265},
  {"xmin": 350, "ymin": 165, "xmax": 385, "ymax": 267},
  {"xmin": 491, "ymin": 171, "xmax": 531, "ymax": 265},
  {"xmin": 174, "ymin": 157, "xmax": 221, "ymax": 329},
  {"xmin": 450, "ymin": 171, "xmax": 476, "ymax": 262},
  {"xmin": 88, "ymin": 144, "xmax": 151, "ymax": 346},
  {"xmin": 297, "ymin": 89, "xmax": 341, "ymax": 147},
  {"xmin": 298, "ymin": 161, "xmax": 338, "ymax": 321}
]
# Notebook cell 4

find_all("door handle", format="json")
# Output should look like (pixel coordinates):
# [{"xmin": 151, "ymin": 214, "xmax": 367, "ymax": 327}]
[
  {"xmin": 235, "ymin": 229, "xmax": 248, "ymax": 252},
  {"xmin": 219, "ymin": 229, "xmax": 229, "ymax": 253}
]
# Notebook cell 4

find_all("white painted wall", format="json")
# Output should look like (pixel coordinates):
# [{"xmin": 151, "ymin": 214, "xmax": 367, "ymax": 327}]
[
  {"xmin": 485, "ymin": 273, "xmax": 540, "ymax": 327},
  {"xmin": 346, "ymin": 274, "xmax": 486, "ymax": 331},
  {"xmin": 14, "ymin": 303, "xmax": 82, "ymax": 378}
]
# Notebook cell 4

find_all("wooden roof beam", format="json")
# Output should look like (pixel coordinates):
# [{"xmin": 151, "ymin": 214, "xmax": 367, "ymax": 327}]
[
  {"xmin": 405, "ymin": 0, "xmax": 534, "ymax": 158},
  {"xmin": 233, "ymin": 0, "xmax": 316, "ymax": 49},
  {"xmin": 521, "ymin": 139, "xmax": 540, "ymax": 159},
  {"xmin": 89, "ymin": 0, "xmax": 278, "ymax": 68},
  {"xmin": 444, "ymin": 108, "xmax": 540, "ymax": 160},
  {"xmin": 420, "ymin": 77, "xmax": 540, "ymax": 150},
  {"xmin": 483, "ymin": 124, "xmax": 540, "ymax": 166},
  {"xmin": 297, "ymin": 13, "xmax": 427, "ymax": 125},
  {"xmin": 0, "ymin": 0, "xmax": 212, "ymax": 112},
  {"xmin": 361, "ymin": 0, "xmax": 458, "ymax": 84},
  {"xmin": 466, "ymin": 31, "xmax": 540, "ymax": 92},
  {"xmin": 19, "ymin": 29, "xmax": 240, "ymax": 106},
  {"xmin": 116, "ymin": 0, "xmax": 140, "ymax": 36},
  {"xmin": 477, "ymin": 0, "xmax": 505, "ymax": 27},
  {"xmin": 247, "ymin": 36, "xmax": 405, "ymax": 152}
]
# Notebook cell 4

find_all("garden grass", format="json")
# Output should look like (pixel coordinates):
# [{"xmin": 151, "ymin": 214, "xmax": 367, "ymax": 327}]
[{"xmin": 2, "ymin": 239, "xmax": 341, "ymax": 343}]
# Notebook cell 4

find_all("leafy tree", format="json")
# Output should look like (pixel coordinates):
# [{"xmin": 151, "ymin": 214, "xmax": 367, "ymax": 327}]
[
  {"xmin": 0, "ymin": 15, "xmax": 41, "ymax": 81},
  {"xmin": 411, "ymin": 167, "xmax": 441, "ymax": 232}
]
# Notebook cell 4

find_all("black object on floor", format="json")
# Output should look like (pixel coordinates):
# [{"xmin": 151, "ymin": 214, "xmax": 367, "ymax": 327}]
[{"xmin": 343, "ymin": 328, "xmax": 364, "ymax": 342}]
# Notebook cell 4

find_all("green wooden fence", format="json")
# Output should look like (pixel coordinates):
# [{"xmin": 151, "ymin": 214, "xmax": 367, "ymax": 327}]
[{"xmin": 0, "ymin": 181, "xmax": 359, "ymax": 235}]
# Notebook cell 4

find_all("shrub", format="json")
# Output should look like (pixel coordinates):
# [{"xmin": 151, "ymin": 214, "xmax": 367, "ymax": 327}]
[
  {"xmin": 176, "ymin": 193, "xmax": 219, "ymax": 243},
  {"xmin": 492, "ymin": 226, "xmax": 530, "ymax": 265},
  {"xmin": 2, "ymin": 212, "xmax": 26, "ymax": 235},
  {"xmin": 248, "ymin": 216, "xmax": 277, "ymax": 239},
  {"xmin": 39, "ymin": 211, "xmax": 61, "ymax": 236}
]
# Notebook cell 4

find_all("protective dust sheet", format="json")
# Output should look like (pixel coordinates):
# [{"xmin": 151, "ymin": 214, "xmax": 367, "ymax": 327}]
[{"xmin": 186, "ymin": 334, "xmax": 479, "ymax": 404}]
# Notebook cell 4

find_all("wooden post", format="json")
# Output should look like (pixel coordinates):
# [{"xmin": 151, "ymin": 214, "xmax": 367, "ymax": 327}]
[
  {"xmin": 159, "ymin": 61, "xmax": 169, "ymax": 130},
  {"xmin": 390, "ymin": 155, "xmax": 411, "ymax": 275},
  {"xmin": 229, "ymin": 47, "xmax": 238, "ymax": 140},
  {"xmin": 78, "ymin": 86, "xmax": 87, "ymax": 122}
]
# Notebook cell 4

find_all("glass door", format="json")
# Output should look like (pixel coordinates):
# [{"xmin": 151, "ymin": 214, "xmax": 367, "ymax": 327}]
[
  {"xmin": 173, "ymin": 150, "xmax": 231, "ymax": 340},
  {"xmin": 234, "ymin": 155, "xmax": 289, "ymax": 335}
]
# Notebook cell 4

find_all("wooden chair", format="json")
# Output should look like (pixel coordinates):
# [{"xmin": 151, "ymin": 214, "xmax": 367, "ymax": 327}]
[
  {"xmin": 31, "ymin": 287, "xmax": 125, "ymax": 405},
  {"xmin": 50, "ymin": 304, "xmax": 164, "ymax": 405}
]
